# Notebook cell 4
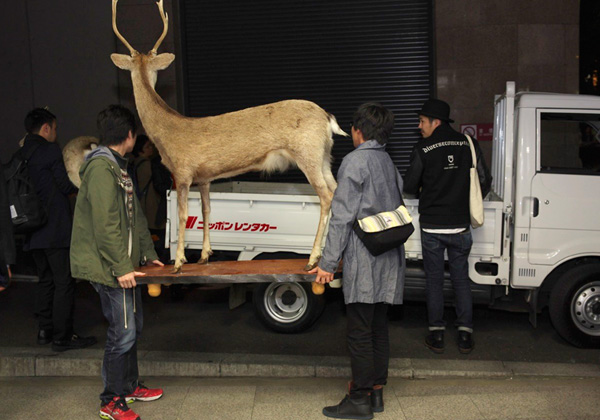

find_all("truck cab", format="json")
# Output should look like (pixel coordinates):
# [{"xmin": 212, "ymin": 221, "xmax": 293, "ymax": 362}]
[{"xmin": 497, "ymin": 82, "xmax": 600, "ymax": 347}]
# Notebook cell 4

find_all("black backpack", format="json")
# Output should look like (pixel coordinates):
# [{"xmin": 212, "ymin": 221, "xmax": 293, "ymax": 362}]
[{"xmin": 2, "ymin": 145, "xmax": 48, "ymax": 233}]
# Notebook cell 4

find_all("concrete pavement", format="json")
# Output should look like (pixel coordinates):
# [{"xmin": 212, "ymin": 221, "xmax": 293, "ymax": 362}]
[{"xmin": 2, "ymin": 375, "xmax": 600, "ymax": 420}]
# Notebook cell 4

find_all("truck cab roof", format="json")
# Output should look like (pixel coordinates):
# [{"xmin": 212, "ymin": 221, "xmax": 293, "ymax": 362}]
[{"xmin": 515, "ymin": 91, "xmax": 600, "ymax": 110}]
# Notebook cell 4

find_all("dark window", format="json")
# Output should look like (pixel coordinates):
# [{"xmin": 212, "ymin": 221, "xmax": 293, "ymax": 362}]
[
  {"xmin": 540, "ymin": 113, "xmax": 600, "ymax": 174},
  {"xmin": 179, "ymin": 0, "xmax": 434, "ymax": 182}
]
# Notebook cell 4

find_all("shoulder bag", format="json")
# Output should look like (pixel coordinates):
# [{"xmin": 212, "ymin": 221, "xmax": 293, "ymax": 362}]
[
  {"xmin": 353, "ymin": 204, "xmax": 415, "ymax": 256},
  {"xmin": 466, "ymin": 134, "xmax": 484, "ymax": 228}
]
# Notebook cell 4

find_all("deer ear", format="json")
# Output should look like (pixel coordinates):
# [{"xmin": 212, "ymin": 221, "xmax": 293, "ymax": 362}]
[
  {"xmin": 111, "ymin": 53, "xmax": 134, "ymax": 70},
  {"xmin": 151, "ymin": 53, "xmax": 175, "ymax": 71}
]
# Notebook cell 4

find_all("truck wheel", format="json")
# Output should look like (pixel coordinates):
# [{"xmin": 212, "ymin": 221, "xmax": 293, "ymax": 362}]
[
  {"xmin": 252, "ymin": 282, "xmax": 325, "ymax": 333},
  {"xmin": 549, "ymin": 263, "xmax": 600, "ymax": 348}
]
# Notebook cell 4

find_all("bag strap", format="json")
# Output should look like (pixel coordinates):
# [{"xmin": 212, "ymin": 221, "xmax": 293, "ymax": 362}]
[
  {"xmin": 21, "ymin": 142, "xmax": 41, "ymax": 162},
  {"xmin": 465, "ymin": 134, "xmax": 477, "ymax": 169}
]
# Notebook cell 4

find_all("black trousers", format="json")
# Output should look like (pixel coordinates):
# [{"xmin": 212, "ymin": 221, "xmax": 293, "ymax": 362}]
[
  {"xmin": 32, "ymin": 248, "xmax": 75, "ymax": 342},
  {"xmin": 346, "ymin": 302, "xmax": 390, "ymax": 397}
]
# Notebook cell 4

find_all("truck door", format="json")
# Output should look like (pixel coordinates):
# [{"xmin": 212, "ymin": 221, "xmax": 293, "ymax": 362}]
[{"xmin": 528, "ymin": 111, "xmax": 600, "ymax": 266}]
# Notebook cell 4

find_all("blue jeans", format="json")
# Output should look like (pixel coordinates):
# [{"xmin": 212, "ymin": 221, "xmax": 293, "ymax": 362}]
[
  {"xmin": 421, "ymin": 230, "xmax": 473, "ymax": 332},
  {"xmin": 92, "ymin": 283, "xmax": 143, "ymax": 405}
]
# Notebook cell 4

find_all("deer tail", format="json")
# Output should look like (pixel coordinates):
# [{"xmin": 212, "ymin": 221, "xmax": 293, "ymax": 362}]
[{"xmin": 327, "ymin": 113, "xmax": 349, "ymax": 137}]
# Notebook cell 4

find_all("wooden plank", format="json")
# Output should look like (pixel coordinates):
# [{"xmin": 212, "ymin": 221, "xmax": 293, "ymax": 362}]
[{"xmin": 135, "ymin": 259, "xmax": 323, "ymax": 284}]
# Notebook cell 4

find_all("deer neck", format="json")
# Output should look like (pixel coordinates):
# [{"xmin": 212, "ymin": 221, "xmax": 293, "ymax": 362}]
[{"xmin": 129, "ymin": 64, "xmax": 180, "ymax": 152}]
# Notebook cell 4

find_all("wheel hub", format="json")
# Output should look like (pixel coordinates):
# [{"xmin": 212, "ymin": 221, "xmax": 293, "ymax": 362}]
[
  {"xmin": 572, "ymin": 281, "xmax": 600, "ymax": 335},
  {"xmin": 281, "ymin": 290, "xmax": 297, "ymax": 306},
  {"xmin": 263, "ymin": 282, "xmax": 307, "ymax": 324}
]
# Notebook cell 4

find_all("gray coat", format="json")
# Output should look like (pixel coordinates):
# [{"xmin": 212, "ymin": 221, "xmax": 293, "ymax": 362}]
[{"xmin": 319, "ymin": 140, "xmax": 406, "ymax": 304}]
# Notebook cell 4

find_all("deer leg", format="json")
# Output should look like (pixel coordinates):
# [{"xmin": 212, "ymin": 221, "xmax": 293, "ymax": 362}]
[
  {"xmin": 173, "ymin": 182, "xmax": 191, "ymax": 273},
  {"xmin": 297, "ymin": 160, "xmax": 334, "ymax": 271},
  {"xmin": 197, "ymin": 182, "xmax": 213, "ymax": 264},
  {"xmin": 322, "ymin": 157, "xmax": 337, "ymax": 194}
]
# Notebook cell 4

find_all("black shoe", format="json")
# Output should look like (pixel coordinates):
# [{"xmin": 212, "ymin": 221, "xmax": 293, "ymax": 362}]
[
  {"xmin": 425, "ymin": 330, "xmax": 444, "ymax": 354},
  {"xmin": 37, "ymin": 329, "xmax": 53, "ymax": 345},
  {"xmin": 51, "ymin": 334, "xmax": 97, "ymax": 352},
  {"xmin": 370, "ymin": 387, "xmax": 383, "ymax": 413},
  {"xmin": 458, "ymin": 331, "xmax": 474, "ymax": 354},
  {"xmin": 323, "ymin": 395, "xmax": 373, "ymax": 420}
]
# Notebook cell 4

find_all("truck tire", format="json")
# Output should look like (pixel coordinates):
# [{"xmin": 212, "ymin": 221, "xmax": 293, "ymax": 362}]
[
  {"xmin": 252, "ymin": 281, "xmax": 325, "ymax": 333},
  {"xmin": 549, "ymin": 263, "xmax": 600, "ymax": 348}
]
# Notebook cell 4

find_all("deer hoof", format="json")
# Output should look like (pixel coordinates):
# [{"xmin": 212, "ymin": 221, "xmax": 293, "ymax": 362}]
[
  {"xmin": 171, "ymin": 265, "xmax": 182, "ymax": 274},
  {"xmin": 304, "ymin": 256, "xmax": 321, "ymax": 271},
  {"xmin": 304, "ymin": 262, "xmax": 318, "ymax": 271},
  {"xmin": 197, "ymin": 257, "xmax": 209, "ymax": 265}
]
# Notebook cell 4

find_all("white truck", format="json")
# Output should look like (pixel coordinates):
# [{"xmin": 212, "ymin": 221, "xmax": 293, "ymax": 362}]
[{"xmin": 165, "ymin": 82, "xmax": 600, "ymax": 347}]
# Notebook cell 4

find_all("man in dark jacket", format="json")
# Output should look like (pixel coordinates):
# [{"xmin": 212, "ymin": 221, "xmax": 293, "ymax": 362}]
[
  {"xmin": 20, "ymin": 108, "xmax": 96, "ymax": 351},
  {"xmin": 404, "ymin": 99, "xmax": 492, "ymax": 354}
]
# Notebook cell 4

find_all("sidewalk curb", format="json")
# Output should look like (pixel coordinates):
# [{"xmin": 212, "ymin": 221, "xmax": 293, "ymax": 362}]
[{"xmin": 1, "ymin": 347, "xmax": 599, "ymax": 379}]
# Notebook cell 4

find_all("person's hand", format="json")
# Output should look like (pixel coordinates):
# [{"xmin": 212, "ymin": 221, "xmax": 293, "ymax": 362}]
[
  {"xmin": 151, "ymin": 259, "xmax": 164, "ymax": 267},
  {"xmin": 117, "ymin": 271, "xmax": 146, "ymax": 288},
  {"xmin": 308, "ymin": 266, "xmax": 334, "ymax": 284}
]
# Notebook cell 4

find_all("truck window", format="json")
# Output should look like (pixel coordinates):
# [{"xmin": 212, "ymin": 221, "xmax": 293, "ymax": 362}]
[{"xmin": 540, "ymin": 113, "xmax": 600, "ymax": 174}]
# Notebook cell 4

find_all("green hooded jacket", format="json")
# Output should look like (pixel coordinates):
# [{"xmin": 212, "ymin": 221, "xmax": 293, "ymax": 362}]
[{"xmin": 70, "ymin": 146, "xmax": 158, "ymax": 287}]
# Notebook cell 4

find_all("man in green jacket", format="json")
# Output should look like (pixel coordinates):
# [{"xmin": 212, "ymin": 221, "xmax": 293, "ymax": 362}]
[{"xmin": 71, "ymin": 105, "xmax": 164, "ymax": 420}]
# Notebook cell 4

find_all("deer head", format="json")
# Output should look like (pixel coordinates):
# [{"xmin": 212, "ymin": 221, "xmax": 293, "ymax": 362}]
[{"xmin": 110, "ymin": 0, "xmax": 175, "ymax": 87}]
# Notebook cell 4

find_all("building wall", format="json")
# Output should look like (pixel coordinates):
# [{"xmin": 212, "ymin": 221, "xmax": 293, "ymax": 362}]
[
  {"xmin": 0, "ymin": 0, "xmax": 176, "ymax": 160},
  {"xmin": 0, "ymin": 0, "xmax": 579, "ymax": 164},
  {"xmin": 435, "ymin": 0, "xmax": 580, "ymax": 161}
]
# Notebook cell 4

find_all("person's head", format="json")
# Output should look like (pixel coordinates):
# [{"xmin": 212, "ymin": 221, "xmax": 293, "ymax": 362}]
[
  {"xmin": 351, "ymin": 103, "xmax": 395, "ymax": 146},
  {"xmin": 97, "ymin": 105, "xmax": 138, "ymax": 152},
  {"xmin": 132, "ymin": 134, "xmax": 155, "ymax": 158},
  {"xmin": 416, "ymin": 99, "xmax": 453, "ymax": 138},
  {"xmin": 24, "ymin": 108, "xmax": 57, "ymax": 142}
]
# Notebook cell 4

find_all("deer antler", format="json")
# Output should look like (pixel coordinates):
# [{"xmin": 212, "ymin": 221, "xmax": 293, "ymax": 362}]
[
  {"xmin": 112, "ymin": 0, "xmax": 136, "ymax": 55},
  {"xmin": 150, "ymin": 0, "xmax": 169, "ymax": 55}
]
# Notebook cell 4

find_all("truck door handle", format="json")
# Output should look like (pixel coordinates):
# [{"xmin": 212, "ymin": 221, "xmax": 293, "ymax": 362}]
[{"xmin": 532, "ymin": 197, "xmax": 539, "ymax": 217}]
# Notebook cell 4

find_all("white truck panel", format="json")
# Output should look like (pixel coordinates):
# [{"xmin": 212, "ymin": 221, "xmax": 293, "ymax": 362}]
[{"xmin": 167, "ymin": 182, "xmax": 505, "ymax": 286}]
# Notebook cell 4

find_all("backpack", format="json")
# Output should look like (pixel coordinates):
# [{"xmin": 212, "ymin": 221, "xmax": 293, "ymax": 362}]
[{"xmin": 2, "ymin": 145, "xmax": 48, "ymax": 233}]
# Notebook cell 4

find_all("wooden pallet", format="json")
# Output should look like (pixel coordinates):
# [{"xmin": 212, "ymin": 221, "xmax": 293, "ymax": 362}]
[{"xmin": 136, "ymin": 259, "xmax": 319, "ymax": 284}]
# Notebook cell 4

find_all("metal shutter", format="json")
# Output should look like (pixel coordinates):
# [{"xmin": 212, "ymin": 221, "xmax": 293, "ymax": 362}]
[{"xmin": 179, "ymin": 0, "xmax": 433, "ymax": 181}]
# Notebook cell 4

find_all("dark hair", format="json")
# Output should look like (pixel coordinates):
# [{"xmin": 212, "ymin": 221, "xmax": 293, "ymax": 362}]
[
  {"xmin": 352, "ymin": 103, "xmax": 394, "ymax": 145},
  {"xmin": 132, "ymin": 134, "xmax": 151, "ymax": 158},
  {"xmin": 24, "ymin": 108, "xmax": 56, "ymax": 134},
  {"xmin": 97, "ymin": 104, "xmax": 138, "ymax": 146}
]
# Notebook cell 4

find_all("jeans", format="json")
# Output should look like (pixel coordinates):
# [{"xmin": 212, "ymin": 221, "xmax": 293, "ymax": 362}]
[
  {"xmin": 32, "ymin": 248, "xmax": 75, "ymax": 341},
  {"xmin": 421, "ymin": 230, "xmax": 473, "ymax": 332},
  {"xmin": 92, "ymin": 283, "xmax": 143, "ymax": 405},
  {"xmin": 346, "ymin": 303, "xmax": 389, "ymax": 397}
]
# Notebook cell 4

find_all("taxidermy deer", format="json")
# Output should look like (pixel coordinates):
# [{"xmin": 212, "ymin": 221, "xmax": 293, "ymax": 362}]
[{"xmin": 111, "ymin": 0, "xmax": 348, "ymax": 274}]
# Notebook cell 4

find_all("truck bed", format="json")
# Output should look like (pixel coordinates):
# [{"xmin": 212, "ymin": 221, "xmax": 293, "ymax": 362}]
[{"xmin": 166, "ymin": 181, "xmax": 506, "ymax": 286}]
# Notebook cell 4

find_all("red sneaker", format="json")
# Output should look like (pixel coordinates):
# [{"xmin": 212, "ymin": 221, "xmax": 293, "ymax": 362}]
[
  {"xmin": 99, "ymin": 397, "xmax": 140, "ymax": 420},
  {"xmin": 126, "ymin": 384, "xmax": 163, "ymax": 403}
]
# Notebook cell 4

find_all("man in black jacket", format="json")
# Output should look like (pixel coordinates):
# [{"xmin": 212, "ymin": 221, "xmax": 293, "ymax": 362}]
[
  {"xmin": 21, "ymin": 108, "xmax": 96, "ymax": 351},
  {"xmin": 404, "ymin": 99, "xmax": 491, "ymax": 354}
]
